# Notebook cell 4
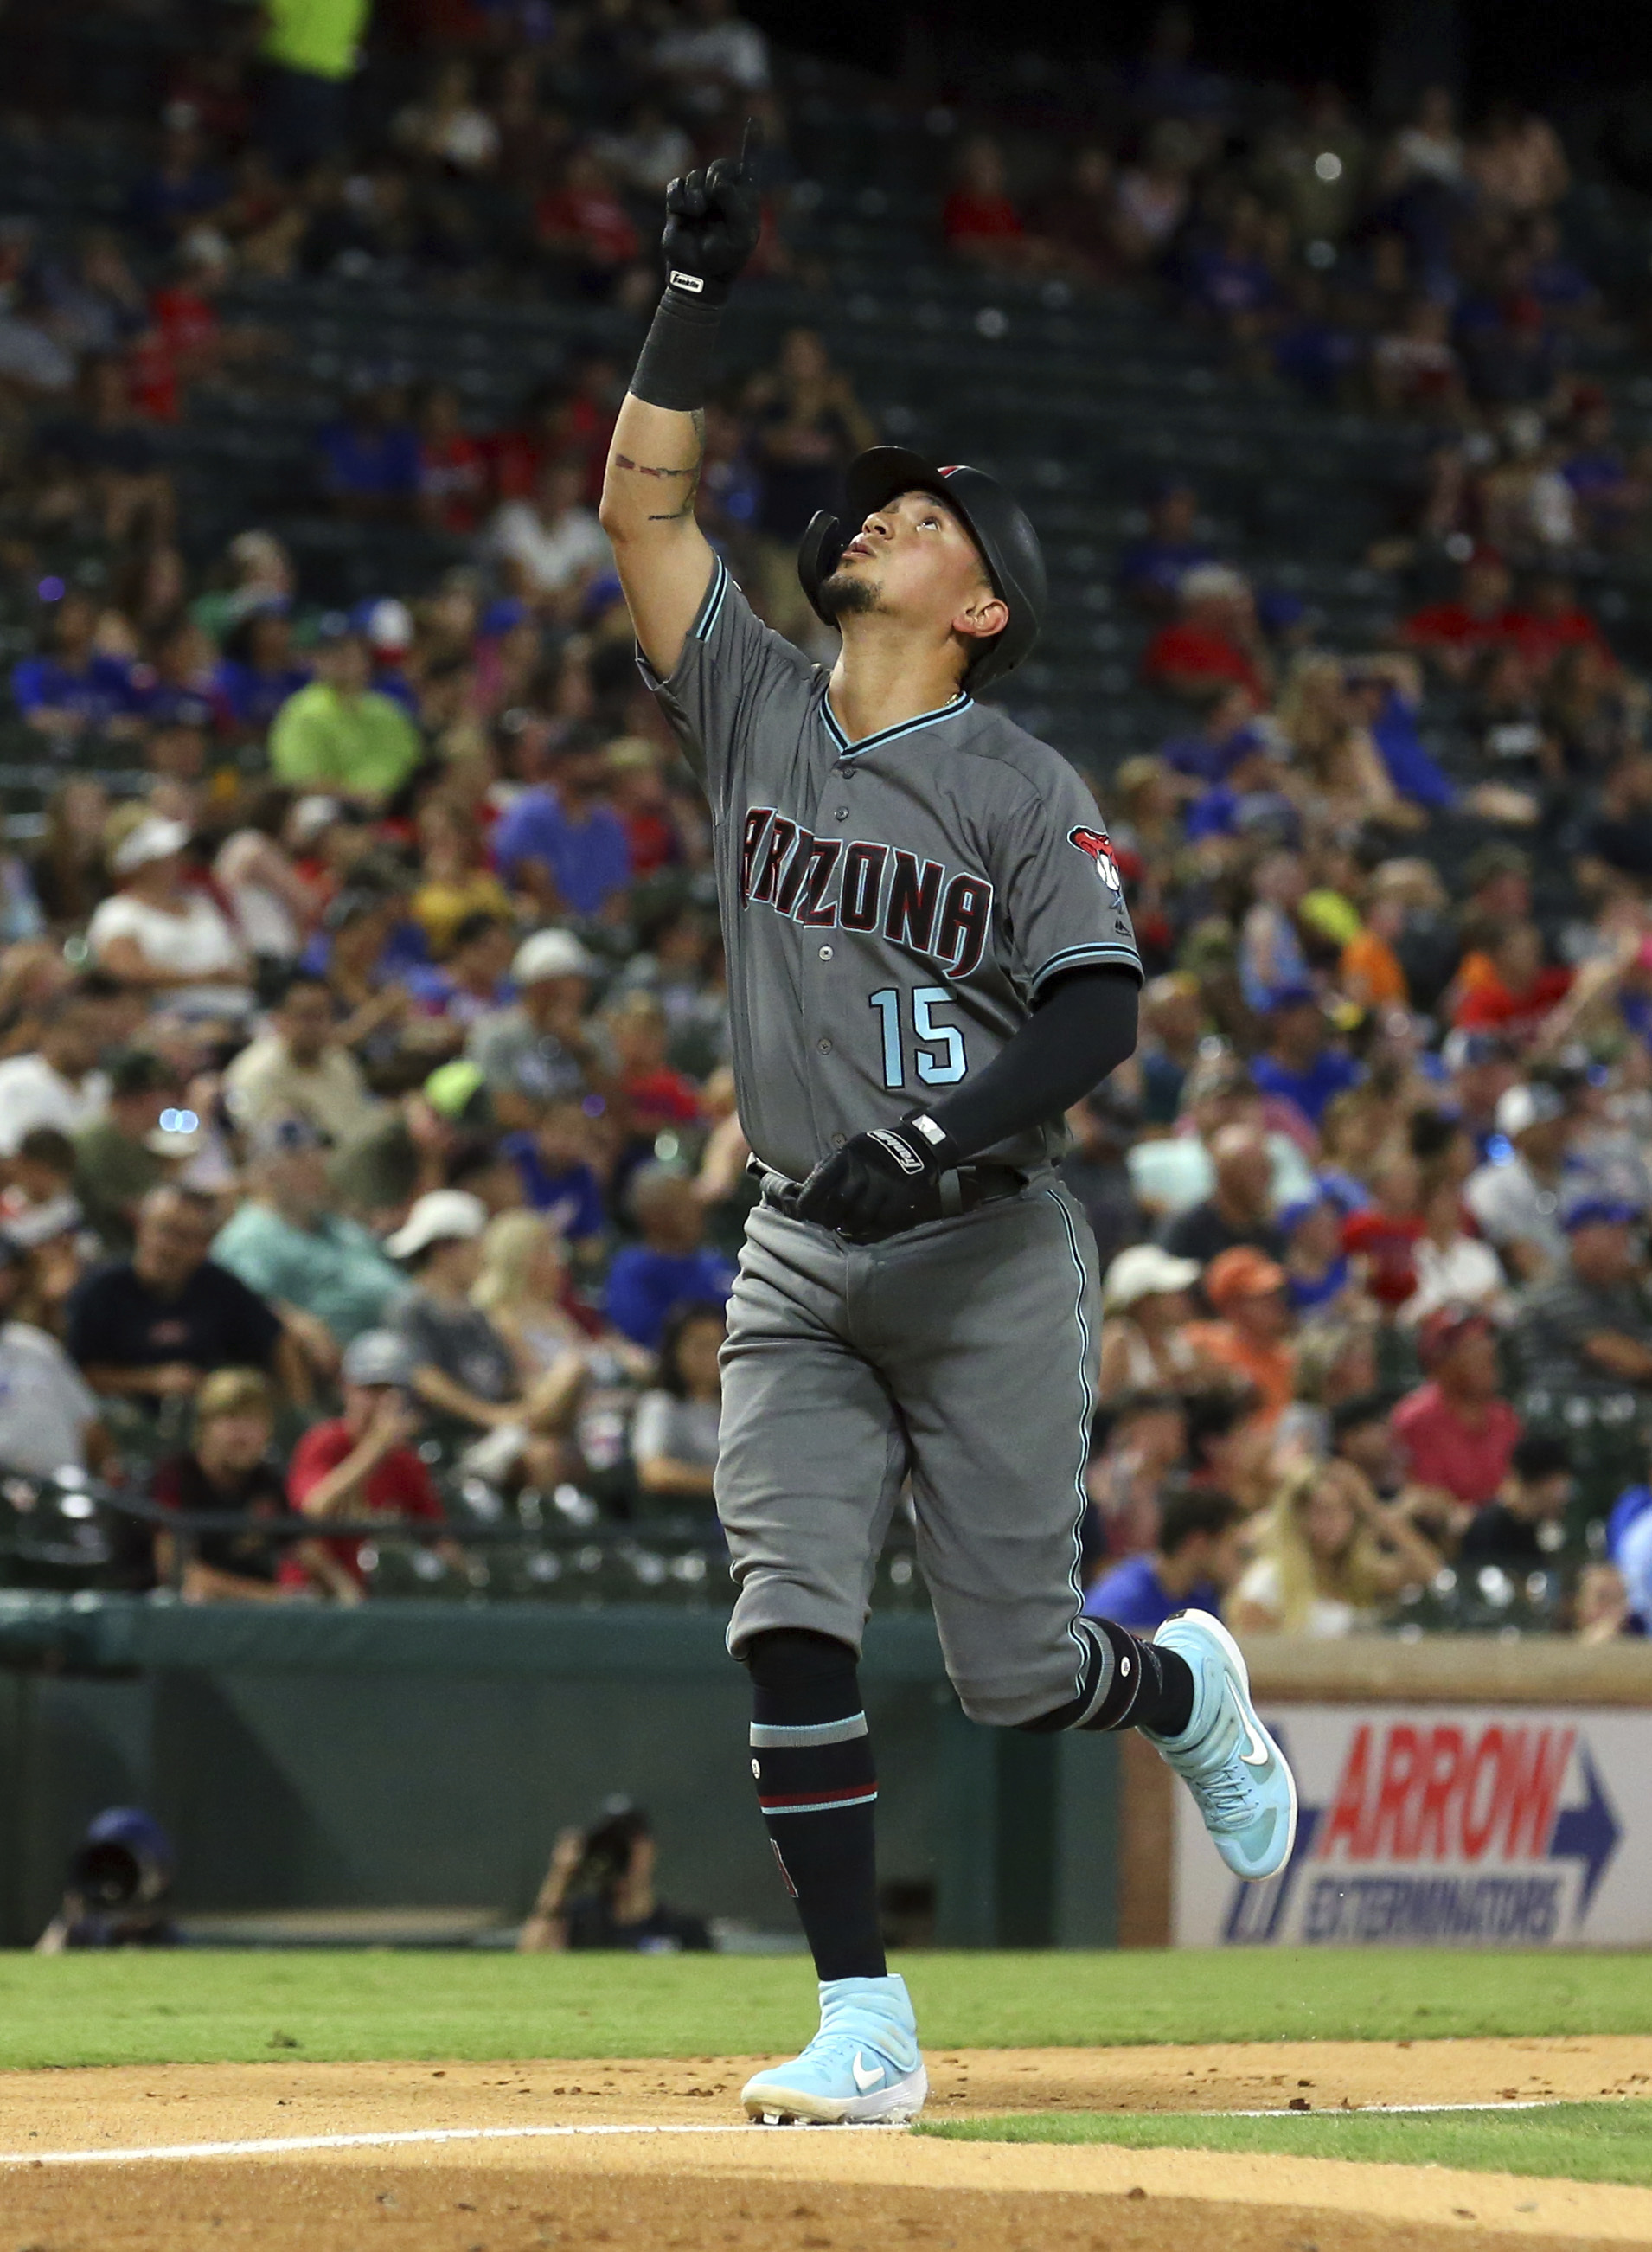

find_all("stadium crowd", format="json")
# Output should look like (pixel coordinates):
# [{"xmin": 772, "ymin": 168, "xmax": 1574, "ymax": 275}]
[{"xmin": 1, "ymin": 2, "xmax": 1651, "ymax": 1635}]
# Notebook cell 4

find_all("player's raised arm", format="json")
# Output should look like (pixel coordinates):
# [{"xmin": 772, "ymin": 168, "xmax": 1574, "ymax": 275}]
[{"xmin": 599, "ymin": 126, "xmax": 761, "ymax": 681}]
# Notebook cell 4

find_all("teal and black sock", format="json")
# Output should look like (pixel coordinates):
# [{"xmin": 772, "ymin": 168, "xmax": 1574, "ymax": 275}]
[
  {"xmin": 1018, "ymin": 1617, "xmax": 1195, "ymax": 1738},
  {"xmin": 745, "ymin": 1627, "xmax": 886, "ymax": 1982}
]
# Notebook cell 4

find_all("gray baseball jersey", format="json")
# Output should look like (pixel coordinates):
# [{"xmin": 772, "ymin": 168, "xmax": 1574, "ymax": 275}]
[{"xmin": 643, "ymin": 555, "xmax": 1143, "ymax": 1183}]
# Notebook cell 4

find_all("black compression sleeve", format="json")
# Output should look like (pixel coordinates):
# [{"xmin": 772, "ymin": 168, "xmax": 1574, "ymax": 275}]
[
  {"xmin": 920, "ymin": 966, "xmax": 1139, "ymax": 1164},
  {"xmin": 630, "ymin": 289, "xmax": 724, "ymax": 413}
]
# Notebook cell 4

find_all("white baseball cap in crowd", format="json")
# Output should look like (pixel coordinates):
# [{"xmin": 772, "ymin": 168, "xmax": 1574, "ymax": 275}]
[
  {"xmin": 341, "ymin": 1330, "xmax": 416, "ymax": 1388},
  {"xmin": 385, "ymin": 1189, "xmax": 489, "ymax": 1261},
  {"xmin": 1495, "ymin": 1083, "xmax": 1566, "ymax": 1139},
  {"xmin": 112, "ymin": 815, "xmax": 191, "ymax": 876},
  {"xmin": 1100, "ymin": 1242, "xmax": 1202, "ymax": 1314},
  {"xmin": 511, "ymin": 928, "xmax": 594, "ymax": 985}
]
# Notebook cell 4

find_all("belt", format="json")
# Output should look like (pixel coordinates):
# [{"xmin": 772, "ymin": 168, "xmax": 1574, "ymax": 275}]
[{"xmin": 748, "ymin": 1154, "xmax": 1028, "ymax": 1238}]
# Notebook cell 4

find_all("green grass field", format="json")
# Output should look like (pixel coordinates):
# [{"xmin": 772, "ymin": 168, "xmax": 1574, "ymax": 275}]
[
  {"xmin": 920, "ymin": 2101, "xmax": 1652, "ymax": 2189},
  {"xmin": 0, "ymin": 1949, "xmax": 1649, "ymax": 2072}
]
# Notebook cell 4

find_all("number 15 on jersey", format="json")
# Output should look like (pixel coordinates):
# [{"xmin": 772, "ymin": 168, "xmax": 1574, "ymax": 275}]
[{"xmin": 868, "ymin": 986, "xmax": 967, "ymax": 1091}]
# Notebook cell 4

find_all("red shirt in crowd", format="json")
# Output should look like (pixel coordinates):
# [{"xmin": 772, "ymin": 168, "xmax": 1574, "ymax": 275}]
[
  {"xmin": 1391, "ymin": 1380, "xmax": 1521, "ymax": 1508},
  {"xmin": 419, "ymin": 433, "xmax": 490, "ymax": 534},
  {"xmin": 622, "ymin": 1065, "xmax": 701, "ymax": 1131},
  {"xmin": 1402, "ymin": 600, "xmax": 1528, "ymax": 658},
  {"xmin": 284, "ymin": 1419, "xmax": 445, "ymax": 1587},
  {"xmin": 1142, "ymin": 621, "xmax": 1269, "ymax": 703},
  {"xmin": 535, "ymin": 184, "xmax": 638, "ymax": 266},
  {"xmin": 943, "ymin": 189, "xmax": 1023, "ymax": 247}
]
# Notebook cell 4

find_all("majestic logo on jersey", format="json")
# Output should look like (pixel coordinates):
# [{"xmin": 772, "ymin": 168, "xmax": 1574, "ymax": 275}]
[
  {"xmin": 1067, "ymin": 824, "xmax": 1124, "ymax": 893},
  {"xmin": 739, "ymin": 806, "xmax": 995, "ymax": 978}
]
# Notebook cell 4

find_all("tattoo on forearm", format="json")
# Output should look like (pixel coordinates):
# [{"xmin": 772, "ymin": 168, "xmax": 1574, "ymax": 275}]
[
  {"xmin": 624, "ymin": 409, "xmax": 704, "ymax": 522},
  {"xmin": 614, "ymin": 454, "xmax": 693, "ymax": 481}
]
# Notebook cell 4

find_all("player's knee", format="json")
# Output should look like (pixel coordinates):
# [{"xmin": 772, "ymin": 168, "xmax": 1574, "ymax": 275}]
[{"xmin": 742, "ymin": 1626, "xmax": 860, "ymax": 1697}]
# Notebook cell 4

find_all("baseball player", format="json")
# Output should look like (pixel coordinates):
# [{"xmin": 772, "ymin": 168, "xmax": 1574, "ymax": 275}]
[{"xmin": 599, "ymin": 134, "xmax": 1297, "ymax": 2125}]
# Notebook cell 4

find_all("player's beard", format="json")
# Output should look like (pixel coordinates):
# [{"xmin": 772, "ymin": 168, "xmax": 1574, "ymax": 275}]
[{"xmin": 816, "ymin": 567, "xmax": 884, "ymax": 619}]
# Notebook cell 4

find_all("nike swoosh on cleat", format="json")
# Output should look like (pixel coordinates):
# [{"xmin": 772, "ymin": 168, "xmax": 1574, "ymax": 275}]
[
  {"xmin": 851, "ymin": 2051, "xmax": 884, "ymax": 2092},
  {"xmin": 1229, "ymin": 1685, "xmax": 1271, "ymax": 1767}
]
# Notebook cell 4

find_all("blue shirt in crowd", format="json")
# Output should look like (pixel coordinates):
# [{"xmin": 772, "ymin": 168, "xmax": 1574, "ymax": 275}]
[
  {"xmin": 493, "ymin": 787, "xmax": 632, "ymax": 919},
  {"xmin": 1252, "ymin": 1046, "xmax": 1361, "ymax": 1126},
  {"xmin": 12, "ymin": 652, "xmax": 138, "ymax": 727},
  {"xmin": 503, "ymin": 1134, "xmax": 607, "ymax": 1241},
  {"xmin": 605, "ymin": 1243, "xmax": 735, "ymax": 1351},
  {"xmin": 1083, "ymin": 1556, "xmax": 1221, "ymax": 1633}
]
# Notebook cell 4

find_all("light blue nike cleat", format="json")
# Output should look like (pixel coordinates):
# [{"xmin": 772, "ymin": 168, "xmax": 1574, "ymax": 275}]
[
  {"xmin": 741, "ymin": 1973, "xmax": 927, "ymax": 2125},
  {"xmin": 1144, "ymin": 1610, "xmax": 1298, "ymax": 1882}
]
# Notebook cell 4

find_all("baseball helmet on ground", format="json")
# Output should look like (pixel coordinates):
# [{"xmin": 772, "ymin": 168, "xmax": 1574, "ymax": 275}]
[{"xmin": 797, "ymin": 446, "xmax": 1047, "ymax": 690}]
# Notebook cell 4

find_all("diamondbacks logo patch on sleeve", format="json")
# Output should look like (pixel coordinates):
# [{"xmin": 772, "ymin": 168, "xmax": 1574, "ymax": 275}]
[{"xmin": 1068, "ymin": 824, "xmax": 1124, "ymax": 892}]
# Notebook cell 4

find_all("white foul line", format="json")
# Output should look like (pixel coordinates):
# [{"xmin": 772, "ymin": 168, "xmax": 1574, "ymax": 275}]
[
  {"xmin": 0, "ymin": 2098, "xmax": 1580, "ymax": 2169},
  {"xmin": 0, "ymin": 2122, "xmax": 844, "ymax": 2169}
]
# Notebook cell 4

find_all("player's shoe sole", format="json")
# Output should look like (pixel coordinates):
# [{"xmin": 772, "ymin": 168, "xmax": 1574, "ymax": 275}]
[
  {"xmin": 741, "ymin": 2058, "xmax": 929, "ymax": 2126},
  {"xmin": 1147, "ymin": 1609, "xmax": 1298, "ymax": 1882},
  {"xmin": 740, "ymin": 1973, "xmax": 926, "ymax": 2125}
]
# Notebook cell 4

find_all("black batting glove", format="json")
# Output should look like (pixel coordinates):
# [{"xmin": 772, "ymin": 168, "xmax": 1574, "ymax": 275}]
[
  {"xmin": 793, "ymin": 1113, "xmax": 961, "ymax": 1240},
  {"xmin": 662, "ymin": 119, "xmax": 762, "ymax": 310}
]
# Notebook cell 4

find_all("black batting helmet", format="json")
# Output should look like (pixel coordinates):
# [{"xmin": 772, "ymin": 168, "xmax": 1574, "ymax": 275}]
[{"xmin": 797, "ymin": 446, "xmax": 1047, "ymax": 691}]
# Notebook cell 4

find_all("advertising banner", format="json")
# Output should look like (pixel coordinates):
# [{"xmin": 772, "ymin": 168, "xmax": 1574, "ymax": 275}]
[{"xmin": 1174, "ymin": 1703, "xmax": 1642, "ymax": 1948}]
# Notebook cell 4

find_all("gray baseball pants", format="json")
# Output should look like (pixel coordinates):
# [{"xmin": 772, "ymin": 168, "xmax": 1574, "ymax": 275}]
[{"xmin": 715, "ymin": 1177, "xmax": 1101, "ymax": 1727}]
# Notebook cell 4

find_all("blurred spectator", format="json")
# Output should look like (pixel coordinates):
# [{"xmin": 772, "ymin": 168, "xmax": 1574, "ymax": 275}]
[
  {"xmin": 1457, "ymin": 1431, "xmax": 1572, "ymax": 1570},
  {"xmin": 0, "ymin": 985, "xmax": 112, "ymax": 1154},
  {"xmin": 386, "ymin": 1190, "xmax": 582, "ymax": 1464},
  {"xmin": 1463, "ymin": 1082, "xmax": 1572, "ymax": 1282},
  {"xmin": 315, "ymin": 382, "xmax": 421, "ymax": 520},
  {"xmin": 631, "ymin": 1302, "xmax": 726, "ymax": 1512},
  {"xmin": 270, "ymin": 626, "xmax": 423, "ymax": 805},
  {"xmin": 494, "ymin": 749, "xmax": 631, "ymax": 924},
  {"xmin": 1251, "ymin": 991, "xmax": 1361, "ymax": 1130},
  {"xmin": 226, "ymin": 972, "xmax": 384, "ymax": 1145},
  {"xmin": 1114, "ymin": 119, "xmax": 1201, "ymax": 267},
  {"xmin": 519, "ymin": 1799, "xmax": 709, "ymax": 1953},
  {"xmin": 67, "ymin": 1184, "xmax": 294, "ymax": 1410},
  {"xmin": 745, "ymin": 329, "xmax": 877, "ymax": 642},
  {"xmin": 72, "ymin": 1049, "xmax": 176, "ymax": 1258},
  {"xmin": 213, "ymin": 1114, "xmax": 403, "ymax": 1351},
  {"xmin": 944, "ymin": 136, "xmax": 1033, "ymax": 270},
  {"xmin": 1160, "ymin": 1123, "xmax": 1281, "ymax": 1265},
  {"xmin": 87, "ymin": 817, "xmax": 252, "ymax": 1023},
  {"xmin": 489, "ymin": 458, "xmax": 611, "ymax": 612},
  {"xmin": 12, "ymin": 591, "xmax": 139, "ymax": 742},
  {"xmin": 151, "ymin": 1368, "xmax": 298, "ymax": 1603},
  {"xmin": 285, "ymin": 1327, "xmax": 447, "ymax": 1595},
  {"xmin": 1118, "ymin": 480, "xmax": 1214, "ymax": 616},
  {"xmin": 329, "ymin": 1061, "xmax": 485, "ymax": 1228},
  {"xmin": 259, "ymin": 0, "xmax": 368, "ymax": 174},
  {"xmin": 1030, "ymin": 147, "xmax": 1126, "ymax": 286},
  {"xmin": 604, "ymin": 1166, "xmax": 734, "ymax": 1352},
  {"xmin": 1392, "ymin": 1302, "xmax": 1520, "ymax": 1509},
  {"xmin": 1403, "ymin": 550, "xmax": 1517, "ymax": 683},
  {"xmin": 1097, "ymin": 1244, "xmax": 1201, "ymax": 1402},
  {"xmin": 1143, "ymin": 565, "xmax": 1270, "ymax": 704},
  {"xmin": 1083, "ymin": 1485, "xmax": 1245, "ymax": 1631},
  {"xmin": 0, "ymin": 1235, "xmax": 110, "ymax": 1477},
  {"xmin": 1467, "ymin": 100, "xmax": 1569, "ymax": 218},
  {"xmin": 467, "ymin": 930, "xmax": 604, "ymax": 1120},
  {"xmin": 1512, "ymin": 1197, "xmax": 1652, "ymax": 1396},
  {"xmin": 471, "ymin": 1209, "xmax": 605, "ymax": 1377},
  {"xmin": 503, "ymin": 1098, "xmax": 607, "ymax": 1244},
  {"xmin": 1229, "ymin": 1457, "xmax": 1441, "ymax": 1634},
  {"xmin": 1183, "ymin": 1245, "xmax": 1297, "ymax": 1427}
]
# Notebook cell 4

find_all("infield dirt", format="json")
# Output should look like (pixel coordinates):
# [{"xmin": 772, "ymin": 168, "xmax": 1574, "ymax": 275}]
[{"xmin": 4, "ymin": 2039, "xmax": 1652, "ymax": 2252}]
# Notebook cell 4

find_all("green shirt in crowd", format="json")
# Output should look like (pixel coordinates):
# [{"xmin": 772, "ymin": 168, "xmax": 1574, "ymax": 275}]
[
  {"xmin": 270, "ymin": 681, "xmax": 421, "ymax": 803},
  {"xmin": 73, "ymin": 1121, "xmax": 164, "ymax": 1257},
  {"xmin": 260, "ymin": 0, "xmax": 371, "ymax": 80},
  {"xmin": 213, "ymin": 1202, "xmax": 406, "ymax": 1346}
]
